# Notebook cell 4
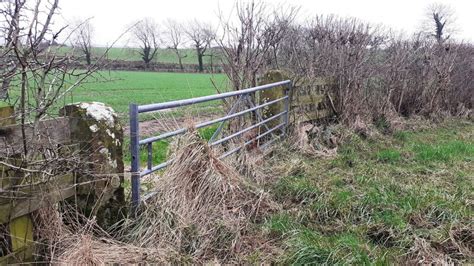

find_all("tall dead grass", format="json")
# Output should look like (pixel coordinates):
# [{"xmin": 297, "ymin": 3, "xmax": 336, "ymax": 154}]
[
  {"xmin": 119, "ymin": 130, "xmax": 277, "ymax": 262},
  {"xmin": 33, "ymin": 206, "xmax": 172, "ymax": 265}
]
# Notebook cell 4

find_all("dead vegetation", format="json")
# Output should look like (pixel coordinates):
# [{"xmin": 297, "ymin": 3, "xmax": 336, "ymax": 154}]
[
  {"xmin": 28, "ymin": 129, "xmax": 281, "ymax": 264},
  {"xmin": 33, "ymin": 206, "xmax": 172, "ymax": 264},
  {"xmin": 111, "ymin": 130, "xmax": 277, "ymax": 262},
  {"xmin": 217, "ymin": 1, "xmax": 473, "ymax": 127},
  {"xmin": 29, "ymin": 130, "xmax": 280, "ymax": 264}
]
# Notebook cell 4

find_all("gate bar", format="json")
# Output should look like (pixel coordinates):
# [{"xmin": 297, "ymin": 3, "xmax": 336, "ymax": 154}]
[
  {"xmin": 210, "ymin": 111, "xmax": 286, "ymax": 147},
  {"xmin": 139, "ymin": 95, "xmax": 288, "ymax": 145},
  {"xmin": 138, "ymin": 80, "xmax": 291, "ymax": 113},
  {"xmin": 209, "ymin": 94, "xmax": 245, "ymax": 143},
  {"xmin": 140, "ymin": 111, "xmax": 286, "ymax": 177},
  {"xmin": 219, "ymin": 122, "xmax": 286, "ymax": 159}
]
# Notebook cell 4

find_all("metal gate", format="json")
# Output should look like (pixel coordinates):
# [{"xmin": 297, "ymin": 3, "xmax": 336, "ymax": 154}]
[{"xmin": 129, "ymin": 80, "xmax": 292, "ymax": 209}]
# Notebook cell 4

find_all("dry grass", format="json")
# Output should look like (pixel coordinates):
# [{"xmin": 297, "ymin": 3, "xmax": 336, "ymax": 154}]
[
  {"xmin": 30, "ymin": 128, "xmax": 280, "ymax": 264},
  {"xmin": 119, "ymin": 130, "xmax": 277, "ymax": 262},
  {"xmin": 56, "ymin": 234, "xmax": 171, "ymax": 265},
  {"xmin": 33, "ymin": 206, "xmax": 172, "ymax": 265}
]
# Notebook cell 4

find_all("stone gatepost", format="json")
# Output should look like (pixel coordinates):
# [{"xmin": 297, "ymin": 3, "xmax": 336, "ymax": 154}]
[
  {"xmin": 258, "ymin": 70, "xmax": 290, "ymax": 131},
  {"xmin": 60, "ymin": 102, "xmax": 126, "ymax": 227}
]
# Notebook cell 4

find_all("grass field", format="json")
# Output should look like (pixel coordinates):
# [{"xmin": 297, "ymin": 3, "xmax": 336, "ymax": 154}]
[
  {"xmin": 263, "ymin": 119, "xmax": 473, "ymax": 264},
  {"xmin": 2, "ymin": 70, "xmax": 227, "ymax": 123},
  {"xmin": 58, "ymin": 46, "xmax": 221, "ymax": 65},
  {"xmin": 3, "ymin": 70, "xmax": 227, "ymax": 166},
  {"xmin": 61, "ymin": 71, "xmax": 227, "ymax": 117}
]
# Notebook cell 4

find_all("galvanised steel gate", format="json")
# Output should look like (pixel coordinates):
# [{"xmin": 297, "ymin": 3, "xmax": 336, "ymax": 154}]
[{"xmin": 129, "ymin": 80, "xmax": 292, "ymax": 209}]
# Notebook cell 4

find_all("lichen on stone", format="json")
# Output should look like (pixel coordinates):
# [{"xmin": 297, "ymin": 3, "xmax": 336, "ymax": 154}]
[
  {"xmin": 77, "ymin": 102, "xmax": 117, "ymax": 127},
  {"xmin": 89, "ymin": 124, "xmax": 99, "ymax": 132},
  {"xmin": 106, "ymin": 129, "xmax": 115, "ymax": 139}
]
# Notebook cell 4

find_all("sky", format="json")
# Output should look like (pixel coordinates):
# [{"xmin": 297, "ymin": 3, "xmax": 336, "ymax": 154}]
[{"xmin": 56, "ymin": 0, "xmax": 474, "ymax": 46}]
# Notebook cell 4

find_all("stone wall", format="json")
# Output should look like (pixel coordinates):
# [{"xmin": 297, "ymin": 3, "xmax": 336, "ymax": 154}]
[{"xmin": 0, "ymin": 102, "xmax": 126, "ymax": 263}]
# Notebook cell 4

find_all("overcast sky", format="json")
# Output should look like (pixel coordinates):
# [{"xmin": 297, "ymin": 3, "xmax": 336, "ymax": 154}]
[{"xmin": 57, "ymin": 0, "xmax": 474, "ymax": 46}]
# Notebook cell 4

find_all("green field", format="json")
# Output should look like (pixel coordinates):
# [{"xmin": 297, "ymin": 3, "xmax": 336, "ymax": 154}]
[
  {"xmin": 63, "ymin": 71, "xmax": 228, "ymax": 116},
  {"xmin": 2, "ymin": 70, "xmax": 228, "ymax": 121},
  {"xmin": 58, "ymin": 46, "xmax": 221, "ymax": 65}
]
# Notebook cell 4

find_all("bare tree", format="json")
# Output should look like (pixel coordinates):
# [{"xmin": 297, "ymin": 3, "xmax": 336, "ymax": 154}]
[
  {"xmin": 71, "ymin": 19, "xmax": 94, "ymax": 65},
  {"xmin": 1, "ymin": 0, "xmax": 94, "ymax": 153},
  {"xmin": 0, "ymin": 0, "xmax": 21, "ymax": 100},
  {"xmin": 218, "ymin": 1, "xmax": 296, "ymax": 90},
  {"xmin": 131, "ymin": 18, "xmax": 160, "ymax": 67},
  {"xmin": 185, "ymin": 20, "xmax": 215, "ymax": 72},
  {"xmin": 164, "ymin": 19, "xmax": 186, "ymax": 70},
  {"xmin": 423, "ymin": 3, "xmax": 456, "ymax": 45}
]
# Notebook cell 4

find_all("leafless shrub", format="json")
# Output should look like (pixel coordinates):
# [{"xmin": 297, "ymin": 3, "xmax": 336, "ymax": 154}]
[
  {"xmin": 217, "ymin": 1, "xmax": 297, "ymax": 90},
  {"xmin": 0, "ymin": 0, "xmax": 100, "ymax": 177},
  {"xmin": 273, "ymin": 12, "xmax": 473, "ymax": 126},
  {"xmin": 382, "ymin": 34, "xmax": 473, "ymax": 119},
  {"xmin": 280, "ymin": 15, "xmax": 386, "ymax": 123},
  {"xmin": 0, "ymin": 3, "xmax": 126, "ymax": 260}
]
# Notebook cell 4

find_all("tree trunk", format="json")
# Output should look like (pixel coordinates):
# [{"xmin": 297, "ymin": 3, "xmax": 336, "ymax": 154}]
[
  {"xmin": 178, "ymin": 57, "xmax": 184, "ymax": 70},
  {"xmin": 143, "ymin": 46, "xmax": 151, "ymax": 68},
  {"xmin": 197, "ymin": 48, "xmax": 204, "ymax": 72},
  {"xmin": 174, "ymin": 49, "xmax": 184, "ymax": 70},
  {"xmin": 85, "ymin": 52, "xmax": 91, "ymax": 65}
]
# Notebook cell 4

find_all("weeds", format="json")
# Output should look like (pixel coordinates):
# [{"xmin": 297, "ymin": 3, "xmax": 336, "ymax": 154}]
[{"xmin": 266, "ymin": 119, "xmax": 474, "ymax": 264}]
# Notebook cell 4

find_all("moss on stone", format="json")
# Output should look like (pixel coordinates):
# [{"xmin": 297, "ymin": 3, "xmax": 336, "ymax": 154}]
[
  {"xmin": 60, "ymin": 102, "xmax": 126, "ymax": 227},
  {"xmin": 259, "ymin": 70, "xmax": 289, "ymax": 130}
]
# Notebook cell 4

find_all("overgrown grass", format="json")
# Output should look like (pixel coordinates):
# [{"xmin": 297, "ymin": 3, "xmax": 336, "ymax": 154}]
[
  {"xmin": 265, "ymin": 119, "xmax": 474, "ymax": 264},
  {"xmin": 413, "ymin": 141, "xmax": 474, "ymax": 162}
]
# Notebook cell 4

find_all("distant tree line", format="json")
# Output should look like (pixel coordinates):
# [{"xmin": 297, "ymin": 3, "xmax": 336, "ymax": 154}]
[{"xmin": 67, "ymin": 1, "xmax": 472, "ymax": 123}]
